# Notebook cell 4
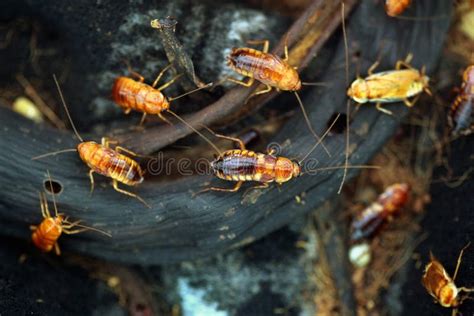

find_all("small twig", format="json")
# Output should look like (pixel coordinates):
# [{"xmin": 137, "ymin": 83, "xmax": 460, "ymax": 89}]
[
  {"xmin": 16, "ymin": 74, "xmax": 65, "ymax": 129},
  {"xmin": 118, "ymin": 0, "xmax": 357, "ymax": 154}
]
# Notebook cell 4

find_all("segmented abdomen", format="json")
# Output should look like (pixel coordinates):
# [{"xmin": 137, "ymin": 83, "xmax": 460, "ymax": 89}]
[
  {"xmin": 32, "ymin": 218, "xmax": 61, "ymax": 252},
  {"xmin": 81, "ymin": 143, "xmax": 143, "ymax": 186},
  {"xmin": 351, "ymin": 184, "xmax": 409, "ymax": 242},
  {"xmin": 227, "ymin": 48, "xmax": 284, "ymax": 85},
  {"xmin": 212, "ymin": 149, "xmax": 294, "ymax": 183},
  {"xmin": 450, "ymin": 93, "xmax": 473, "ymax": 134},
  {"xmin": 112, "ymin": 77, "xmax": 167, "ymax": 114}
]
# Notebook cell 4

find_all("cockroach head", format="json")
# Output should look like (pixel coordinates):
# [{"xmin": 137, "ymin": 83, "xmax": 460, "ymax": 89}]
[
  {"xmin": 210, "ymin": 157, "xmax": 223, "ymax": 172},
  {"xmin": 291, "ymin": 160, "xmax": 302, "ymax": 178}
]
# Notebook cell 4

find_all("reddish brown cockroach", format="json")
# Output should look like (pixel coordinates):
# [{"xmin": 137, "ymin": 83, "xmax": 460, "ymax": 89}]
[
  {"xmin": 422, "ymin": 243, "xmax": 473, "ymax": 315},
  {"xmin": 449, "ymin": 65, "xmax": 474, "ymax": 136},
  {"xmin": 385, "ymin": 0, "xmax": 411, "ymax": 17},
  {"xmin": 226, "ymin": 39, "xmax": 330, "ymax": 156},
  {"xmin": 33, "ymin": 75, "xmax": 150, "ymax": 208},
  {"xmin": 350, "ymin": 183, "xmax": 410, "ymax": 242},
  {"xmin": 31, "ymin": 172, "xmax": 111, "ymax": 255},
  {"xmin": 195, "ymin": 114, "xmax": 378, "ymax": 194},
  {"xmin": 112, "ymin": 64, "xmax": 212, "ymax": 125}
]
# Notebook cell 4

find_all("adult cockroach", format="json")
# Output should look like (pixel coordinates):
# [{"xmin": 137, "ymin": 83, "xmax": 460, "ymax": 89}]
[
  {"xmin": 112, "ymin": 63, "xmax": 212, "ymax": 125},
  {"xmin": 226, "ymin": 39, "xmax": 331, "ymax": 156},
  {"xmin": 385, "ymin": 0, "xmax": 411, "ymax": 17},
  {"xmin": 347, "ymin": 54, "xmax": 431, "ymax": 115},
  {"xmin": 350, "ymin": 183, "xmax": 410, "ymax": 242},
  {"xmin": 422, "ymin": 243, "xmax": 474, "ymax": 316},
  {"xmin": 449, "ymin": 65, "xmax": 473, "ymax": 136},
  {"xmin": 195, "ymin": 114, "xmax": 378, "ymax": 194},
  {"xmin": 33, "ymin": 75, "xmax": 150, "ymax": 208},
  {"xmin": 31, "ymin": 172, "xmax": 111, "ymax": 255}
]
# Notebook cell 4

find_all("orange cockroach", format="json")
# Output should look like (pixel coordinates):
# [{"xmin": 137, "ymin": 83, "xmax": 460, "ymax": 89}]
[
  {"xmin": 31, "ymin": 173, "xmax": 111, "ymax": 255},
  {"xmin": 112, "ymin": 63, "xmax": 212, "ymax": 125},
  {"xmin": 196, "ymin": 114, "xmax": 377, "ymax": 194},
  {"xmin": 449, "ymin": 65, "xmax": 474, "ymax": 136},
  {"xmin": 226, "ymin": 39, "xmax": 330, "ymax": 156},
  {"xmin": 33, "ymin": 75, "xmax": 150, "ymax": 207},
  {"xmin": 350, "ymin": 183, "xmax": 410, "ymax": 242},
  {"xmin": 385, "ymin": 0, "xmax": 411, "ymax": 17},
  {"xmin": 347, "ymin": 54, "xmax": 431, "ymax": 115},
  {"xmin": 422, "ymin": 243, "xmax": 474, "ymax": 315}
]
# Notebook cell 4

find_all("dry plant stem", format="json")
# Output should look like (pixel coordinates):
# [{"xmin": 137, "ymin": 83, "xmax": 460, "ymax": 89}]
[
  {"xmin": 16, "ymin": 74, "xmax": 65, "ymax": 129},
  {"xmin": 314, "ymin": 201, "xmax": 357, "ymax": 316},
  {"xmin": 118, "ymin": 0, "xmax": 357, "ymax": 154}
]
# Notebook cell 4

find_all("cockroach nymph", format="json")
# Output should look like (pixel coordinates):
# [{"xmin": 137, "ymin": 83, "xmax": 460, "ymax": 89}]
[
  {"xmin": 350, "ymin": 183, "xmax": 410, "ymax": 242},
  {"xmin": 226, "ymin": 39, "xmax": 330, "ymax": 156},
  {"xmin": 385, "ymin": 0, "xmax": 411, "ymax": 17},
  {"xmin": 448, "ymin": 65, "xmax": 473, "ymax": 136},
  {"xmin": 195, "ymin": 114, "xmax": 377, "ymax": 195},
  {"xmin": 31, "ymin": 172, "xmax": 111, "ymax": 255},
  {"xmin": 33, "ymin": 75, "xmax": 150, "ymax": 208},
  {"xmin": 422, "ymin": 243, "xmax": 474, "ymax": 315},
  {"xmin": 111, "ymin": 63, "xmax": 212, "ymax": 126},
  {"xmin": 347, "ymin": 54, "xmax": 431, "ymax": 115}
]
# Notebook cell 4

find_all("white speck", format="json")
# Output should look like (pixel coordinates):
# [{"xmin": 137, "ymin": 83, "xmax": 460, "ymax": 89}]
[{"xmin": 178, "ymin": 278, "xmax": 228, "ymax": 316}]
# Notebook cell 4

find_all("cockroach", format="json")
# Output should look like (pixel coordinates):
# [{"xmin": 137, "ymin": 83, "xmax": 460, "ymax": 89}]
[
  {"xmin": 112, "ymin": 63, "xmax": 212, "ymax": 125},
  {"xmin": 33, "ymin": 75, "xmax": 150, "ymax": 208},
  {"xmin": 350, "ymin": 183, "xmax": 410, "ymax": 242},
  {"xmin": 195, "ymin": 114, "xmax": 378, "ymax": 194},
  {"xmin": 422, "ymin": 243, "xmax": 474, "ymax": 315},
  {"xmin": 449, "ymin": 65, "xmax": 474, "ymax": 136},
  {"xmin": 385, "ymin": 0, "xmax": 411, "ymax": 17},
  {"xmin": 347, "ymin": 54, "xmax": 431, "ymax": 115},
  {"xmin": 226, "ymin": 40, "xmax": 331, "ymax": 156},
  {"xmin": 31, "ymin": 173, "xmax": 111, "ymax": 255}
]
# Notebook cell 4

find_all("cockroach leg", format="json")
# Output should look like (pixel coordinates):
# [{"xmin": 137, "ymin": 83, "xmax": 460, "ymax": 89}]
[
  {"xmin": 227, "ymin": 76, "xmax": 255, "ymax": 88},
  {"xmin": 125, "ymin": 61, "xmax": 145, "ymax": 83},
  {"xmin": 242, "ymin": 182, "xmax": 269, "ymax": 199},
  {"xmin": 395, "ymin": 54, "xmax": 414, "ymax": 70},
  {"xmin": 206, "ymin": 181, "xmax": 243, "ymax": 193},
  {"xmin": 61, "ymin": 219, "xmax": 82, "ymax": 229},
  {"xmin": 138, "ymin": 113, "xmax": 147, "ymax": 126},
  {"xmin": 157, "ymin": 112, "xmax": 173, "ymax": 126},
  {"xmin": 376, "ymin": 103, "xmax": 393, "ymax": 115},
  {"xmin": 215, "ymin": 134, "xmax": 246, "ymax": 150},
  {"xmin": 54, "ymin": 243, "xmax": 61, "ymax": 256},
  {"xmin": 114, "ymin": 146, "xmax": 140, "ymax": 157},
  {"xmin": 404, "ymin": 95, "xmax": 420, "ymax": 107},
  {"xmin": 151, "ymin": 63, "xmax": 173, "ymax": 88},
  {"xmin": 246, "ymin": 39, "xmax": 269, "ymax": 53},
  {"xmin": 63, "ymin": 227, "xmax": 90, "ymax": 235},
  {"xmin": 367, "ymin": 60, "xmax": 380, "ymax": 76},
  {"xmin": 252, "ymin": 84, "xmax": 273, "ymax": 96},
  {"xmin": 112, "ymin": 179, "xmax": 150, "ymax": 208},
  {"xmin": 246, "ymin": 84, "xmax": 272, "ymax": 103},
  {"xmin": 88, "ymin": 170, "xmax": 95, "ymax": 194}
]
